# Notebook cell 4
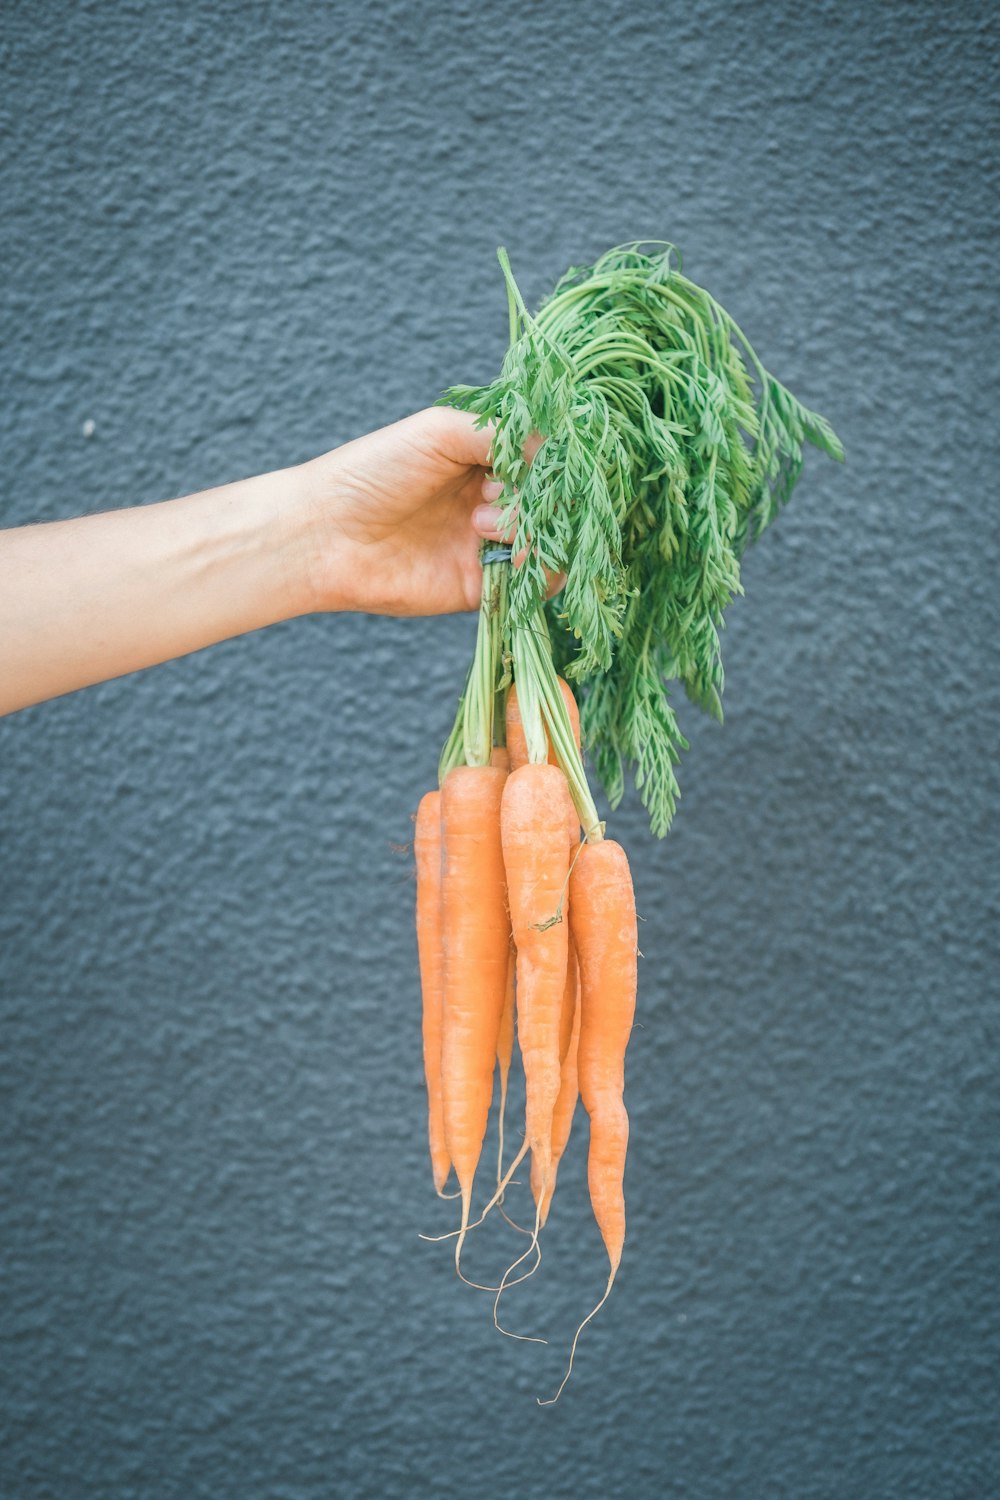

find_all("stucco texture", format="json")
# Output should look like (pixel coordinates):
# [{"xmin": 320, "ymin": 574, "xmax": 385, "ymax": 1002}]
[{"xmin": 2, "ymin": 1, "xmax": 997, "ymax": 1496}]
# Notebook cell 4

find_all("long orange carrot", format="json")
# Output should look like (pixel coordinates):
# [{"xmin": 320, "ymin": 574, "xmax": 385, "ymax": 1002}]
[
  {"xmin": 440, "ymin": 764, "xmax": 511, "ymax": 1257},
  {"xmin": 509, "ymin": 679, "xmax": 581, "ymax": 1218},
  {"xmin": 415, "ymin": 790, "xmax": 450, "ymax": 1195},
  {"xmin": 541, "ymin": 837, "xmax": 637, "ymax": 1404},
  {"xmin": 501, "ymin": 763, "xmax": 571, "ymax": 1203}
]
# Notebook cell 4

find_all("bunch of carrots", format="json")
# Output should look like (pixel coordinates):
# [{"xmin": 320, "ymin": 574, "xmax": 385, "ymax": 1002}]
[
  {"xmin": 410, "ymin": 244, "xmax": 842, "ymax": 1399},
  {"xmin": 416, "ymin": 638, "xmax": 633, "ymax": 1400}
]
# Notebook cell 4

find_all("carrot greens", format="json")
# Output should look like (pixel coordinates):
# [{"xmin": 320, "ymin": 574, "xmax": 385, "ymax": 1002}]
[{"xmin": 439, "ymin": 244, "xmax": 843, "ymax": 836}]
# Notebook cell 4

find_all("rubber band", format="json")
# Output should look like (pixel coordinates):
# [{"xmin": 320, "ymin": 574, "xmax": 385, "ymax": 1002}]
[{"xmin": 481, "ymin": 545, "xmax": 513, "ymax": 565}]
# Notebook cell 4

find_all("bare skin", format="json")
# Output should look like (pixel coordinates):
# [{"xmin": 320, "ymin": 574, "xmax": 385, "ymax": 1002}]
[{"xmin": 0, "ymin": 406, "xmax": 521, "ymax": 717}]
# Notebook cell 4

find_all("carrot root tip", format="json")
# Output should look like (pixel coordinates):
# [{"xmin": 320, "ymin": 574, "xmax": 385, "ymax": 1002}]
[{"xmin": 537, "ymin": 1268, "xmax": 618, "ymax": 1406}]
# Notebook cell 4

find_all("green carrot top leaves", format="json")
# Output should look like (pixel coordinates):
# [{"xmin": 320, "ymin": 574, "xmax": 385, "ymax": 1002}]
[{"xmin": 439, "ymin": 244, "xmax": 843, "ymax": 837}]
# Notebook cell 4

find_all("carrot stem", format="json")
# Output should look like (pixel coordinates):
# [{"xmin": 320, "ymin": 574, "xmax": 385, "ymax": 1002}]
[
  {"xmin": 513, "ymin": 613, "xmax": 603, "ymax": 841},
  {"xmin": 459, "ymin": 553, "xmax": 509, "ymax": 769},
  {"xmin": 438, "ymin": 664, "xmax": 470, "ymax": 786}
]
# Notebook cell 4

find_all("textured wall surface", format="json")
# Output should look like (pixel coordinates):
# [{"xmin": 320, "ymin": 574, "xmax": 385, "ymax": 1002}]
[{"xmin": 2, "ymin": 2, "xmax": 998, "ymax": 1495}]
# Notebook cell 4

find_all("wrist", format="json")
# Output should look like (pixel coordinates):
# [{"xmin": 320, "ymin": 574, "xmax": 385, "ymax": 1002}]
[
  {"xmin": 267, "ymin": 454, "xmax": 342, "ymax": 617},
  {"xmin": 287, "ymin": 449, "xmax": 366, "ymax": 615}
]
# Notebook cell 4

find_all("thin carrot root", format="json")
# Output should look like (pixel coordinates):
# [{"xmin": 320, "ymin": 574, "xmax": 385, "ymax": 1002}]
[
  {"xmin": 418, "ymin": 1139, "xmax": 530, "ymax": 1245},
  {"xmin": 537, "ymin": 1265, "xmax": 618, "ymax": 1406},
  {"xmin": 497, "ymin": 1202, "xmax": 534, "ymax": 1236},
  {"xmin": 452, "ymin": 1182, "xmax": 541, "ymax": 1294},
  {"xmin": 492, "ymin": 1198, "xmax": 547, "ymax": 1344},
  {"xmin": 453, "ymin": 1193, "xmax": 474, "ymax": 1282},
  {"xmin": 454, "ymin": 1238, "xmax": 542, "ymax": 1294},
  {"xmin": 433, "ymin": 1142, "xmax": 543, "ymax": 1295}
]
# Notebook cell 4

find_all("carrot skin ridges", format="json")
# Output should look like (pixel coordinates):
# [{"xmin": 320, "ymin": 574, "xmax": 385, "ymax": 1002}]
[
  {"xmin": 501, "ymin": 763, "xmax": 571, "ymax": 1195},
  {"xmin": 440, "ymin": 765, "xmax": 511, "ymax": 1216},
  {"xmin": 570, "ymin": 839, "xmax": 638, "ymax": 1274},
  {"xmin": 415, "ymin": 790, "xmax": 450, "ymax": 1195}
]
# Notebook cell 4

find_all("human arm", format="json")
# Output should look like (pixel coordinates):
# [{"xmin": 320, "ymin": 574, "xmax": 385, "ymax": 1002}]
[{"xmin": 0, "ymin": 407, "xmax": 511, "ymax": 717}]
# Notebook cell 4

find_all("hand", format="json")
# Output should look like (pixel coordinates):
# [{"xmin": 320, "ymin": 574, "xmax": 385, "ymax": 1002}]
[{"xmin": 301, "ymin": 406, "xmax": 508, "ymax": 616}]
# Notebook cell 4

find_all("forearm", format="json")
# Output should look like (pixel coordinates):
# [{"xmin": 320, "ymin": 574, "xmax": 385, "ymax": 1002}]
[{"xmin": 0, "ymin": 465, "xmax": 317, "ymax": 716}]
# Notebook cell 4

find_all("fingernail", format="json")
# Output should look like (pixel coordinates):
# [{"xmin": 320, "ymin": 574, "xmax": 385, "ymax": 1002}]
[
  {"xmin": 473, "ymin": 504, "xmax": 504, "ymax": 531},
  {"xmin": 481, "ymin": 478, "xmax": 503, "ymax": 502}
]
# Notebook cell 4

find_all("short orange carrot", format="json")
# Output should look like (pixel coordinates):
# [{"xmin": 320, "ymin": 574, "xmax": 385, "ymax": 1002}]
[
  {"xmin": 440, "ymin": 764, "xmax": 511, "ymax": 1256},
  {"xmin": 415, "ymin": 790, "xmax": 450, "ymax": 1196}
]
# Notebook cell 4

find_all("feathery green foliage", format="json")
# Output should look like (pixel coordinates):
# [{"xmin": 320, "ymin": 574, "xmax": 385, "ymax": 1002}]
[{"xmin": 441, "ymin": 244, "xmax": 843, "ymax": 837}]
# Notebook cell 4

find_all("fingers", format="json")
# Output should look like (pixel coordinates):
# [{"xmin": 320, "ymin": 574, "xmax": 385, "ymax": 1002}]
[
  {"xmin": 433, "ymin": 407, "xmax": 496, "ymax": 468},
  {"xmin": 474, "ymin": 425, "xmax": 544, "ymax": 535},
  {"xmin": 472, "ymin": 503, "xmax": 514, "ymax": 543},
  {"xmin": 471, "ymin": 426, "xmax": 557, "ymax": 593}
]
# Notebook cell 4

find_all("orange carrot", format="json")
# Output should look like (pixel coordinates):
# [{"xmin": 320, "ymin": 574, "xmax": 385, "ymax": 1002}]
[
  {"xmin": 507, "ymin": 679, "xmax": 581, "ymax": 1220},
  {"xmin": 506, "ymin": 678, "xmax": 580, "ymax": 773},
  {"xmin": 440, "ymin": 764, "xmax": 511, "ymax": 1254},
  {"xmin": 415, "ymin": 790, "xmax": 450, "ymax": 1195},
  {"xmin": 493, "ymin": 710, "xmax": 516, "ymax": 1189},
  {"xmin": 541, "ymin": 837, "xmax": 637, "ymax": 1403},
  {"xmin": 531, "ymin": 952, "xmax": 580, "ymax": 1225},
  {"xmin": 501, "ymin": 763, "xmax": 571, "ymax": 1204},
  {"xmin": 574, "ymin": 838, "xmax": 636, "ymax": 1277}
]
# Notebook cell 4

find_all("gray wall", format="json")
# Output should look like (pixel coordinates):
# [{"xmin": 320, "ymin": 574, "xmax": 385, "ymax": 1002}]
[{"xmin": 2, "ymin": 2, "xmax": 997, "ymax": 1496}]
